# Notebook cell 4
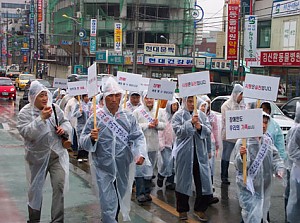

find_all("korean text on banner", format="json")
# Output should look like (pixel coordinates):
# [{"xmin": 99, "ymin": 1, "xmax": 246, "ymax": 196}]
[
  {"xmin": 114, "ymin": 23, "xmax": 122, "ymax": 52},
  {"xmin": 117, "ymin": 71, "xmax": 142, "ymax": 92},
  {"xmin": 67, "ymin": 81, "xmax": 87, "ymax": 96},
  {"xmin": 243, "ymin": 74, "xmax": 280, "ymax": 101},
  {"xmin": 244, "ymin": 15, "xmax": 257, "ymax": 61},
  {"xmin": 225, "ymin": 109, "xmax": 263, "ymax": 140},
  {"xmin": 53, "ymin": 78, "xmax": 68, "ymax": 89},
  {"xmin": 140, "ymin": 77, "xmax": 150, "ymax": 92},
  {"xmin": 226, "ymin": 4, "xmax": 239, "ymax": 60},
  {"xmin": 147, "ymin": 79, "xmax": 176, "ymax": 101},
  {"xmin": 87, "ymin": 63, "xmax": 98, "ymax": 98},
  {"xmin": 178, "ymin": 71, "xmax": 211, "ymax": 97}
]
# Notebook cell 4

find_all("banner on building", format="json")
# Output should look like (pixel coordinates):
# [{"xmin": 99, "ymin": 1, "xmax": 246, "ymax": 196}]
[
  {"xmin": 260, "ymin": 50, "xmax": 300, "ymax": 66},
  {"xmin": 144, "ymin": 43, "xmax": 176, "ymax": 56},
  {"xmin": 144, "ymin": 56, "xmax": 193, "ymax": 67},
  {"xmin": 244, "ymin": 15, "xmax": 257, "ymax": 61},
  {"xmin": 226, "ymin": 4, "xmax": 239, "ymax": 60},
  {"xmin": 90, "ymin": 19, "xmax": 97, "ymax": 37},
  {"xmin": 114, "ymin": 23, "xmax": 122, "ymax": 52}
]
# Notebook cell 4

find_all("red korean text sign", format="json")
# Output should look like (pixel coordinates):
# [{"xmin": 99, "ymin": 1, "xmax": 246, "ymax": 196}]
[
  {"xmin": 226, "ymin": 4, "xmax": 239, "ymax": 60},
  {"xmin": 260, "ymin": 50, "xmax": 300, "ymax": 66}
]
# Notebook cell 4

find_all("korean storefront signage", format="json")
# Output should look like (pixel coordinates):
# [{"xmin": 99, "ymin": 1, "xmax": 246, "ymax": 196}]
[
  {"xmin": 90, "ymin": 19, "xmax": 97, "ymax": 37},
  {"xmin": 108, "ymin": 55, "xmax": 124, "ymax": 65},
  {"xmin": 124, "ymin": 55, "xmax": 144, "ymax": 65},
  {"xmin": 260, "ymin": 50, "xmax": 300, "ymax": 66},
  {"xmin": 144, "ymin": 56, "xmax": 193, "ymax": 67},
  {"xmin": 144, "ymin": 43, "xmax": 176, "ymax": 56},
  {"xmin": 114, "ymin": 23, "xmax": 122, "ymax": 52},
  {"xmin": 244, "ymin": 15, "xmax": 257, "ymax": 61},
  {"xmin": 37, "ymin": 0, "xmax": 43, "ymax": 22},
  {"xmin": 272, "ymin": 0, "xmax": 300, "ymax": 18},
  {"xmin": 226, "ymin": 4, "xmax": 239, "ymax": 60},
  {"xmin": 96, "ymin": 51, "xmax": 108, "ymax": 63}
]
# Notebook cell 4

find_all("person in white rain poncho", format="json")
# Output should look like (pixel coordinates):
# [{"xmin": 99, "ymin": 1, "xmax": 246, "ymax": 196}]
[
  {"xmin": 221, "ymin": 84, "xmax": 245, "ymax": 184},
  {"xmin": 17, "ymin": 80, "xmax": 71, "ymax": 223},
  {"xmin": 286, "ymin": 102, "xmax": 300, "ymax": 223},
  {"xmin": 172, "ymin": 96, "xmax": 216, "ymax": 222},
  {"xmin": 79, "ymin": 77, "xmax": 147, "ymax": 223},
  {"xmin": 157, "ymin": 97, "xmax": 180, "ymax": 190},
  {"xmin": 133, "ymin": 91, "xmax": 166, "ymax": 204},
  {"xmin": 234, "ymin": 112, "xmax": 285, "ymax": 223},
  {"xmin": 125, "ymin": 91, "xmax": 142, "ymax": 112}
]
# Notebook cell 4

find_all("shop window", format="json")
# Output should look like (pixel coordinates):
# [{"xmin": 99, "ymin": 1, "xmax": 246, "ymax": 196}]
[
  {"xmin": 257, "ymin": 20, "xmax": 271, "ymax": 48},
  {"xmin": 283, "ymin": 20, "xmax": 296, "ymax": 50}
]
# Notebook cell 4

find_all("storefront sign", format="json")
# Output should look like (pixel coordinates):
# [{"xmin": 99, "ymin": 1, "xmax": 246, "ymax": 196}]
[
  {"xmin": 124, "ymin": 55, "xmax": 144, "ymax": 65},
  {"xmin": 144, "ymin": 56, "xmax": 193, "ymax": 67},
  {"xmin": 244, "ymin": 73, "xmax": 280, "ymax": 101},
  {"xmin": 96, "ymin": 51, "xmax": 108, "ymax": 63},
  {"xmin": 90, "ymin": 37, "xmax": 96, "ymax": 54},
  {"xmin": 178, "ymin": 71, "xmax": 211, "ymax": 97},
  {"xmin": 211, "ymin": 59, "xmax": 232, "ymax": 70},
  {"xmin": 244, "ymin": 15, "xmax": 257, "ymax": 61},
  {"xmin": 144, "ymin": 43, "xmax": 176, "ymax": 56},
  {"xmin": 260, "ymin": 50, "xmax": 300, "ymax": 66},
  {"xmin": 226, "ymin": 109, "xmax": 263, "ymax": 140},
  {"xmin": 90, "ymin": 19, "xmax": 97, "ymax": 37},
  {"xmin": 226, "ymin": 4, "xmax": 239, "ymax": 60},
  {"xmin": 114, "ymin": 23, "xmax": 122, "ymax": 52},
  {"xmin": 272, "ymin": 0, "xmax": 300, "ymax": 18},
  {"xmin": 147, "ymin": 79, "xmax": 176, "ymax": 101},
  {"xmin": 195, "ymin": 57, "xmax": 206, "ymax": 68},
  {"xmin": 108, "ymin": 55, "xmax": 124, "ymax": 65}
]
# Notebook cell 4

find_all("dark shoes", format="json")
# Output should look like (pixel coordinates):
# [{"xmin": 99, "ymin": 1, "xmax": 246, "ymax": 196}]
[
  {"xmin": 157, "ymin": 177, "xmax": 164, "ymax": 187},
  {"xmin": 145, "ymin": 194, "xmax": 152, "ymax": 202},
  {"xmin": 178, "ymin": 212, "xmax": 188, "ymax": 220},
  {"xmin": 166, "ymin": 183, "xmax": 176, "ymax": 190},
  {"xmin": 137, "ymin": 195, "xmax": 147, "ymax": 204},
  {"xmin": 208, "ymin": 196, "xmax": 219, "ymax": 205}
]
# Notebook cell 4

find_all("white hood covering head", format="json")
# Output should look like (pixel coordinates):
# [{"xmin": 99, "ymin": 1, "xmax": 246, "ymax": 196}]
[
  {"xmin": 103, "ymin": 77, "xmax": 124, "ymax": 98},
  {"xmin": 231, "ymin": 84, "xmax": 243, "ymax": 103},
  {"xmin": 28, "ymin": 80, "xmax": 52, "ymax": 106}
]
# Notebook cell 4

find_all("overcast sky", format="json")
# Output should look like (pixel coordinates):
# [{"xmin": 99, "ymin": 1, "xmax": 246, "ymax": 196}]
[{"xmin": 197, "ymin": 0, "xmax": 225, "ymax": 31}]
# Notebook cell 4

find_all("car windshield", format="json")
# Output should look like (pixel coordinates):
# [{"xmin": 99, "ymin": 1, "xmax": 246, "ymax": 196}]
[
  {"xmin": 0, "ymin": 79, "xmax": 13, "ymax": 86},
  {"xmin": 20, "ymin": 75, "xmax": 34, "ymax": 80},
  {"xmin": 37, "ymin": 80, "xmax": 51, "ymax": 88}
]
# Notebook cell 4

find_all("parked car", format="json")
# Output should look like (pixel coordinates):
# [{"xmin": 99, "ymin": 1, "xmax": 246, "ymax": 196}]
[
  {"xmin": 280, "ymin": 97, "xmax": 300, "ymax": 120},
  {"xmin": 211, "ymin": 96, "xmax": 294, "ymax": 141},
  {"xmin": 6, "ymin": 71, "xmax": 20, "ymax": 86},
  {"xmin": 19, "ymin": 79, "xmax": 57, "ymax": 111},
  {"xmin": 208, "ymin": 82, "xmax": 234, "ymax": 99},
  {"xmin": 15, "ymin": 74, "xmax": 35, "ymax": 90},
  {"xmin": 0, "ymin": 77, "xmax": 16, "ymax": 100}
]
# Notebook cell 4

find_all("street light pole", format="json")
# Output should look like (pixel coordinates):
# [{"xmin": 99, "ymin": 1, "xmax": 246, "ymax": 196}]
[
  {"xmin": 192, "ymin": 21, "xmax": 196, "ymax": 72},
  {"xmin": 132, "ymin": 0, "xmax": 139, "ymax": 74}
]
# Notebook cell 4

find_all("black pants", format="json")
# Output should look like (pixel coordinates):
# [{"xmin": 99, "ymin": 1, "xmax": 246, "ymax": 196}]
[{"xmin": 176, "ymin": 148, "xmax": 212, "ymax": 213}]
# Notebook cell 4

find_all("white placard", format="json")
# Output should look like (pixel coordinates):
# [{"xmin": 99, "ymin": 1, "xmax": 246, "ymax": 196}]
[
  {"xmin": 117, "ymin": 71, "xmax": 142, "ymax": 92},
  {"xmin": 67, "ymin": 81, "xmax": 87, "ymax": 96},
  {"xmin": 146, "ymin": 79, "xmax": 176, "ymax": 101},
  {"xmin": 226, "ymin": 109, "xmax": 263, "ymax": 140},
  {"xmin": 140, "ymin": 77, "xmax": 150, "ymax": 92},
  {"xmin": 53, "ymin": 78, "xmax": 68, "ymax": 89},
  {"xmin": 87, "ymin": 63, "xmax": 99, "ymax": 98},
  {"xmin": 243, "ymin": 73, "xmax": 280, "ymax": 101},
  {"xmin": 178, "ymin": 71, "xmax": 211, "ymax": 97}
]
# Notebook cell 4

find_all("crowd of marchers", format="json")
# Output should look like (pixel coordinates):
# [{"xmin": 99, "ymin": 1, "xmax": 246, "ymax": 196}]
[{"xmin": 17, "ymin": 78, "xmax": 300, "ymax": 223}]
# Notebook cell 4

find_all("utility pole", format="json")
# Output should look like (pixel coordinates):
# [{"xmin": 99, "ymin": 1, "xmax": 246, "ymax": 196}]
[
  {"xmin": 237, "ymin": 3, "xmax": 245, "ymax": 82},
  {"xmin": 132, "ymin": 0, "xmax": 139, "ymax": 74},
  {"xmin": 6, "ymin": 11, "xmax": 9, "ymax": 66},
  {"xmin": 79, "ymin": 0, "xmax": 83, "ymax": 66},
  {"xmin": 192, "ymin": 21, "xmax": 196, "ymax": 72},
  {"xmin": 35, "ymin": 0, "xmax": 39, "ymax": 78},
  {"xmin": 71, "ymin": 0, "xmax": 76, "ymax": 73}
]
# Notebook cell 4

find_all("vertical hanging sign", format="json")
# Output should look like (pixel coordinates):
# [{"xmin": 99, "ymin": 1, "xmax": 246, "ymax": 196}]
[
  {"xmin": 226, "ymin": 4, "xmax": 239, "ymax": 60},
  {"xmin": 90, "ymin": 19, "xmax": 97, "ymax": 54},
  {"xmin": 37, "ymin": 0, "xmax": 43, "ymax": 22},
  {"xmin": 244, "ymin": 15, "xmax": 257, "ymax": 61},
  {"xmin": 114, "ymin": 23, "xmax": 122, "ymax": 52}
]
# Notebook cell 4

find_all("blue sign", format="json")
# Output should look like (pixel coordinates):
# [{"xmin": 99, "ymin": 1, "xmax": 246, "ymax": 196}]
[
  {"xmin": 108, "ymin": 55, "xmax": 124, "ymax": 65},
  {"xmin": 90, "ymin": 37, "xmax": 96, "ymax": 54}
]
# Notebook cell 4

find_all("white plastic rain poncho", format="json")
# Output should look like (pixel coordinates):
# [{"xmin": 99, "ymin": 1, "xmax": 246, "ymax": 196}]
[
  {"xmin": 125, "ymin": 91, "xmax": 142, "ymax": 112},
  {"xmin": 221, "ymin": 84, "xmax": 245, "ymax": 141},
  {"xmin": 80, "ymin": 77, "xmax": 148, "ymax": 222},
  {"xmin": 286, "ymin": 102, "xmax": 300, "ymax": 222},
  {"xmin": 172, "ymin": 96, "xmax": 213, "ymax": 196},
  {"xmin": 17, "ymin": 81, "xmax": 71, "ymax": 210},
  {"xmin": 234, "ymin": 132, "xmax": 285, "ymax": 223},
  {"xmin": 157, "ymin": 98, "xmax": 180, "ymax": 177},
  {"xmin": 260, "ymin": 101, "xmax": 287, "ymax": 160},
  {"xmin": 133, "ymin": 91, "xmax": 166, "ymax": 177}
]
